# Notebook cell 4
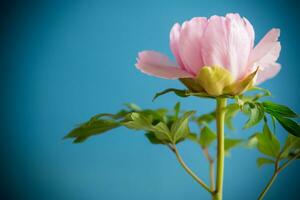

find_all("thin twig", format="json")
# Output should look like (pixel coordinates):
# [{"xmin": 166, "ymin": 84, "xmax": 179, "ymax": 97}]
[
  {"xmin": 171, "ymin": 144, "xmax": 212, "ymax": 194},
  {"xmin": 277, "ymin": 152, "xmax": 300, "ymax": 173},
  {"xmin": 203, "ymin": 148, "xmax": 215, "ymax": 191},
  {"xmin": 166, "ymin": 143, "xmax": 175, "ymax": 152},
  {"xmin": 258, "ymin": 152, "xmax": 300, "ymax": 200}
]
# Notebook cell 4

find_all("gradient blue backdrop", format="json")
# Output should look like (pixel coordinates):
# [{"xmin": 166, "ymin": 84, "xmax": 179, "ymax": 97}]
[{"xmin": 1, "ymin": 0, "xmax": 299, "ymax": 199}]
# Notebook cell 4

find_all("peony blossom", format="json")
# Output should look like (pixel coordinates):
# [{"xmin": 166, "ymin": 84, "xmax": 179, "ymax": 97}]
[{"xmin": 135, "ymin": 13, "xmax": 281, "ymax": 96}]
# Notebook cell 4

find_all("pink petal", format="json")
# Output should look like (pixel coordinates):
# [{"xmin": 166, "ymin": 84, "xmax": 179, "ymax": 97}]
[
  {"xmin": 178, "ymin": 17, "xmax": 208, "ymax": 75},
  {"xmin": 201, "ymin": 16, "xmax": 227, "ymax": 69},
  {"xmin": 255, "ymin": 63, "xmax": 281, "ymax": 84},
  {"xmin": 257, "ymin": 42, "xmax": 281, "ymax": 67},
  {"xmin": 252, "ymin": 42, "xmax": 281, "ymax": 84},
  {"xmin": 243, "ymin": 17, "xmax": 255, "ymax": 48},
  {"xmin": 249, "ymin": 28, "xmax": 280, "ymax": 65},
  {"xmin": 170, "ymin": 23, "xmax": 186, "ymax": 70},
  {"xmin": 135, "ymin": 51, "xmax": 194, "ymax": 79},
  {"xmin": 201, "ymin": 14, "xmax": 252, "ymax": 79}
]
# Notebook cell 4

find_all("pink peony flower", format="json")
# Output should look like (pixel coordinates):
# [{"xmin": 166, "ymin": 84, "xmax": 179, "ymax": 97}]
[{"xmin": 135, "ymin": 13, "xmax": 281, "ymax": 96}]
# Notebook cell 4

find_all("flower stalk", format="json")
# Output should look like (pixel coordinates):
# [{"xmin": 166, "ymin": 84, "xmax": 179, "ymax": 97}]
[{"xmin": 213, "ymin": 98, "xmax": 227, "ymax": 200}]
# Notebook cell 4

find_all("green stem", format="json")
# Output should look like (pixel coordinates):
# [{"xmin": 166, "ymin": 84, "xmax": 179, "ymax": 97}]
[
  {"xmin": 257, "ymin": 159, "xmax": 279, "ymax": 200},
  {"xmin": 213, "ymin": 98, "xmax": 227, "ymax": 200},
  {"xmin": 173, "ymin": 145, "xmax": 212, "ymax": 194},
  {"xmin": 258, "ymin": 152, "xmax": 300, "ymax": 200},
  {"xmin": 257, "ymin": 171, "xmax": 278, "ymax": 200},
  {"xmin": 203, "ymin": 148, "xmax": 215, "ymax": 191},
  {"xmin": 277, "ymin": 152, "xmax": 300, "ymax": 173}
]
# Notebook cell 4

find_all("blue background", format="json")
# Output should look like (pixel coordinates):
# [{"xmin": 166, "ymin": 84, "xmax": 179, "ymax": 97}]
[{"xmin": 1, "ymin": 0, "xmax": 299, "ymax": 199}]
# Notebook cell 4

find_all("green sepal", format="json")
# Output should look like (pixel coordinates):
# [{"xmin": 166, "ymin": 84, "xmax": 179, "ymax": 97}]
[
  {"xmin": 224, "ymin": 68, "xmax": 258, "ymax": 95},
  {"xmin": 153, "ymin": 87, "xmax": 218, "ymax": 101},
  {"xmin": 153, "ymin": 88, "xmax": 189, "ymax": 101},
  {"xmin": 196, "ymin": 66, "xmax": 235, "ymax": 96}
]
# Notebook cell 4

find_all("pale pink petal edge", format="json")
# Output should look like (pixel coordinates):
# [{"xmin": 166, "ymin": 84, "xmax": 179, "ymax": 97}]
[
  {"xmin": 249, "ymin": 28, "xmax": 280, "ymax": 65},
  {"xmin": 135, "ymin": 51, "xmax": 194, "ymax": 79},
  {"xmin": 255, "ymin": 63, "xmax": 281, "ymax": 85}
]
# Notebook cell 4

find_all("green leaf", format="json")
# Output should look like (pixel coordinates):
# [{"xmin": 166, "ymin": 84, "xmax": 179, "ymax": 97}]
[
  {"xmin": 65, "ymin": 103, "xmax": 197, "ymax": 144},
  {"xmin": 248, "ymin": 87, "xmax": 271, "ymax": 96},
  {"xmin": 256, "ymin": 157, "xmax": 275, "ymax": 167},
  {"xmin": 144, "ymin": 132, "xmax": 164, "ymax": 144},
  {"xmin": 123, "ymin": 103, "xmax": 141, "ymax": 111},
  {"xmin": 224, "ymin": 138, "xmax": 243, "ymax": 153},
  {"xmin": 196, "ymin": 112, "xmax": 215, "ymax": 125},
  {"xmin": 141, "ymin": 108, "xmax": 168, "ymax": 123},
  {"xmin": 246, "ymin": 134, "xmax": 259, "ymax": 148},
  {"xmin": 123, "ymin": 112, "xmax": 153, "ymax": 131},
  {"xmin": 65, "ymin": 119, "xmax": 120, "ymax": 143},
  {"xmin": 187, "ymin": 91, "xmax": 220, "ymax": 98},
  {"xmin": 90, "ymin": 109, "xmax": 130, "ymax": 121},
  {"xmin": 123, "ymin": 113, "xmax": 172, "ymax": 142},
  {"xmin": 153, "ymin": 88, "xmax": 189, "ymax": 101},
  {"xmin": 241, "ymin": 101, "xmax": 251, "ymax": 115},
  {"xmin": 171, "ymin": 111, "xmax": 195, "ymax": 143},
  {"xmin": 225, "ymin": 103, "xmax": 240, "ymax": 130},
  {"xmin": 187, "ymin": 132, "xmax": 198, "ymax": 142},
  {"xmin": 199, "ymin": 125, "xmax": 216, "ymax": 149},
  {"xmin": 262, "ymin": 101, "xmax": 300, "ymax": 137},
  {"xmin": 271, "ymin": 115, "xmax": 276, "ymax": 133},
  {"xmin": 152, "ymin": 122, "xmax": 172, "ymax": 141},
  {"xmin": 247, "ymin": 87, "xmax": 272, "ymax": 101},
  {"xmin": 64, "ymin": 108, "xmax": 133, "ymax": 143},
  {"xmin": 174, "ymin": 102, "xmax": 181, "ymax": 120},
  {"xmin": 274, "ymin": 115, "xmax": 300, "ymax": 137},
  {"xmin": 243, "ymin": 102, "xmax": 264, "ymax": 129},
  {"xmin": 234, "ymin": 95, "xmax": 245, "ymax": 109},
  {"xmin": 281, "ymin": 135, "xmax": 300, "ymax": 158},
  {"xmin": 263, "ymin": 101, "xmax": 298, "ymax": 118},
  {"xmin": 256, "ymin": 123, "xmax": 281, "ymax": 158}
]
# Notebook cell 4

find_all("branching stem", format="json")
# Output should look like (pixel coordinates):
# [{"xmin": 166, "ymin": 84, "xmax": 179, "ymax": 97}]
[
  {"xmin": 172, "ymin": 144, "xmax": 212, "ymax": 194},
  {"xmin": 258, "ymin": 152, "xmax": 300, "ymax": 200}
]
